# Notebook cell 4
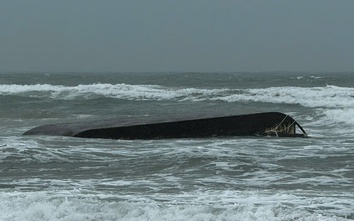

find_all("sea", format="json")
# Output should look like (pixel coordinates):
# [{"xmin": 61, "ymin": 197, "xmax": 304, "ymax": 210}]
[{"xmin": 0, "ymin": 72, "xmax": 353, "ymax": 221}]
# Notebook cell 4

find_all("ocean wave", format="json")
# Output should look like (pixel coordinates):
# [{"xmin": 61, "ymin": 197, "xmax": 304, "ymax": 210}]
[
  {"xmin": 219, "ymin": 85, "xmax": 354, "ymax": 108},
  {"xmin": 1, "ymin": 83, "xmax": 354, "ymax": 108},
  {"xmin": 0, "ymin": 190, "xmax": 351, "ymax": 221},
  {"xmin": 0, "ymin": 83, "xmax": 228, "ymax": 101}
]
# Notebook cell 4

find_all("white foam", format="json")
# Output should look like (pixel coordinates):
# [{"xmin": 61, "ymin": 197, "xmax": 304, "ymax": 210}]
[
  {"xmin": 322, "ymin": 108, "xmax": 354, "ymax": 125},
  {"xmin": 218, "ymin": 85, "xmax": 354, "ymax": 108},
  {"xmin": 0, "ymin": 83, "xmax": 228, "ymax": 101},
  {"xmin": 0, "ymin": 190, "xmax": 351, "ymax": 221},
  {"xmin": 0, "ymin": 83, "xmax": 172, "ymax": 100},
  {"xmin": 2, "ymin": 83, "xmax": 353, "ymax": 107}
]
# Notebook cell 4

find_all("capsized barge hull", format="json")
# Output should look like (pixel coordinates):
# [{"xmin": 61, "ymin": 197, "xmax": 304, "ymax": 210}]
[{"xmin": 23, "ymin": 112, "xmax": 307, "ymax": 139}]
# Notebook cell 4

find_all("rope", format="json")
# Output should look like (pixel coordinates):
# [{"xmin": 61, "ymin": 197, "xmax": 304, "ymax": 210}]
[
  {"xmin": 264, "ymin": 114, "xmax": 308, "ymax": 137},
  {"xmin": 265, "ymin": 115, "xmax": 297, "ymax": 137}
]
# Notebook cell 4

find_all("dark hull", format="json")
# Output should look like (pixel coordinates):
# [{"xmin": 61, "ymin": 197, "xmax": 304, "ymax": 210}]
[{"xmin": 23, "ymin": 112, "xmax": 307, "ymax": 139}]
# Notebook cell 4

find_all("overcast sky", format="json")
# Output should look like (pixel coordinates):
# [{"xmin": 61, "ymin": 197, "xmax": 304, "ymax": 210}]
[{"xmin": 1, "ymin": 0, "xmax": 354, "ymax": 72}]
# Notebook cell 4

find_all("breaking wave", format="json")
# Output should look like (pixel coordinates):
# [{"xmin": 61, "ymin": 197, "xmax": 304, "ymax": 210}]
[
  {"xmin": 0, "ymin": 190, "xmax": 352, "ymax": 221},
  {"xmin": 0, "ymin": 83, "xmax": 228, "ymax": 101},
  {"xmin": 1, "ymin": 83, "xmax": 354, "ymax": 108}
]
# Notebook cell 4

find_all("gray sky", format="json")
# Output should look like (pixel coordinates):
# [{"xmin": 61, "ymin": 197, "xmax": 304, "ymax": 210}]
[{"xmin": 1, "ymin": 0, "xmax": 354, "ymax": 72}]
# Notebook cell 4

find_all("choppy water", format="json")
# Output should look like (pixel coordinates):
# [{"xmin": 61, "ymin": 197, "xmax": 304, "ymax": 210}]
[{"xmin": 0, "ymin": 72, "xmax": 353, "ymax": 220}]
